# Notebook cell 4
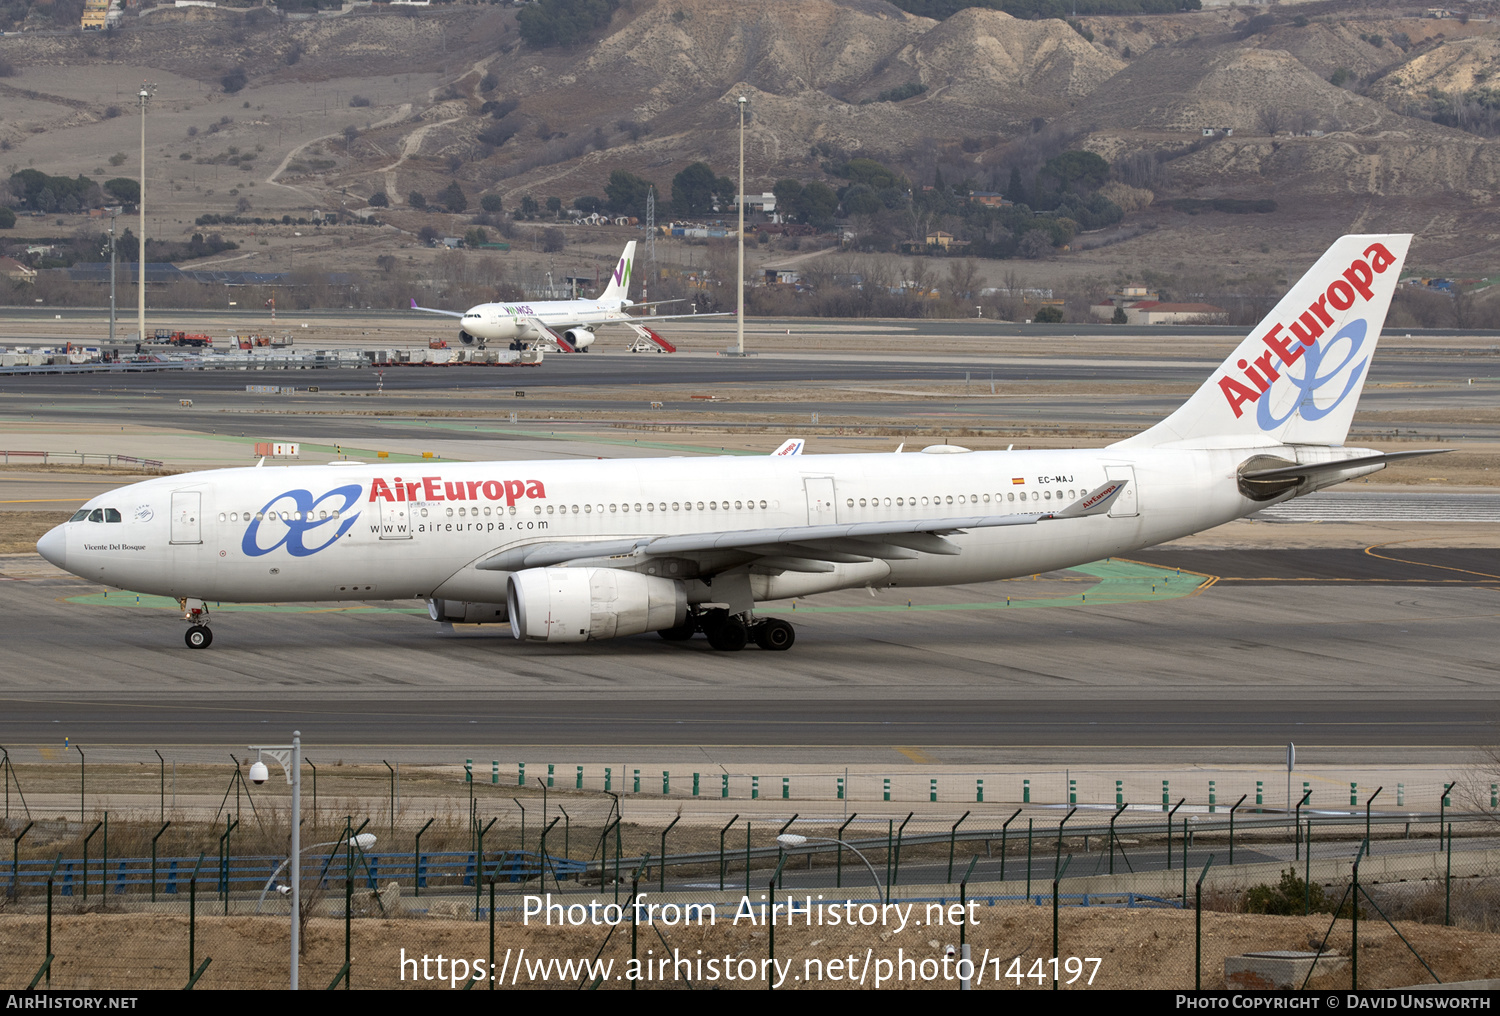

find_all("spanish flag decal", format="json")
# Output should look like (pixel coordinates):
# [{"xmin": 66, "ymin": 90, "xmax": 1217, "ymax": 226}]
[{"xmin": 1011, "ymin": 477, "xmax": 1025, "ymax": 485}]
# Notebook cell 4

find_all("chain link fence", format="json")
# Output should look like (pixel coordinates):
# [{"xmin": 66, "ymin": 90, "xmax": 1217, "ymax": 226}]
[{"xmin": 2, "ymin": 752, "xmax": 1498, "ymax": 989}]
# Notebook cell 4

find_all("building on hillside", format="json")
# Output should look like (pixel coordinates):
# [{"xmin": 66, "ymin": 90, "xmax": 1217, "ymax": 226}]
[
  {"xmin": 1101, "ymin": 300, "xmax": 1227, "ymax": 325},
  {"xmin": 967, "ymin": 191, "xmax": 1012, "ymax": 208},
  {"xmin": 0, "ymin": 257, "xmax": 38, "ymax": 283}
]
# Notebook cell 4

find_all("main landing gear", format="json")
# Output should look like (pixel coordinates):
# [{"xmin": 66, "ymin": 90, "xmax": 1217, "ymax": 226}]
[
  {"xmin": 179, "ymin": 598, "xmax": 214, "ymax": 650},
  {"xmin": 659, "ymin": 609, "xmax": 795, "ymax": 651}
]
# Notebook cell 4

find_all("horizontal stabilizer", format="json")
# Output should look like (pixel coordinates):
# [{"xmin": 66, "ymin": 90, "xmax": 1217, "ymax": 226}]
[{"xmin": 1241, "ymin": 448, "xmax": 1449, "ymax": 481}]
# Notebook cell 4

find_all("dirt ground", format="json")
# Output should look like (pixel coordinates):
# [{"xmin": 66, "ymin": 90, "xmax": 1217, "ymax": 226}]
[{"xmin": 0, "ymin": 904, "xmax": 1492, "ymax": 990}]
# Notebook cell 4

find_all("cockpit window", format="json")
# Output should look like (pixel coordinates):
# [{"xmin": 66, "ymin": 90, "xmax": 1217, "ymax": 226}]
[
  {"xmin": 70, "ymin": 510, "xmax": 90, "ymax": 522},
  {"xmin": 87, "ymin": 509, "xmax": 104, "ymax": 522},
  {"xmin": 103, "ymin": 508, "xmax": 121, "ymax": 523}
]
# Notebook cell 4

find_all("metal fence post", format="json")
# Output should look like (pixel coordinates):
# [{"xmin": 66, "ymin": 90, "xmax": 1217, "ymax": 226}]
[
  {"xmin": 1052, "ymin": 854, "xmax": 1071, "ymax": 990},
  {"xmin": 1195, "ymin": 854, "xmax": 1215, "ymax": 990},
  {"xmin": 660, "ymin": 816, "xmax": 680, "ymax": 894},
  {"xmin": 1352, "ymin": 839, "xmax": 1368, "ymax": 989},
  {"xmin": 837, "ymin": 814, "xmax": 857, "ymax": 888},
  {"xmin": 1445, "ymin": 823, "xmax": 1452, "ymax": 927},
  {"xmin": 1000, "ymin": 808, "xmax": 1021, "ymax": 883},
  {"xmin": 1166, "ymin": 799, "xmax": 1183, "ymax": 871},
  {"xmin": 150, "ymin": 821, "xmax": 170, "ymax": 902},
  {"xmin": 947, "ymin": 811, "xmax": 970, "ymax": 883},
  {"xmin": 1229, "ymin": 795, "xmax": 1246, "ymax": 865},
  {"xmin": 718, "ymin": 815, "xmax": 739, "ymax": 891},
  {"xmin": 414, "ymin": 817, "xmax": 434, "ymax": 897}
]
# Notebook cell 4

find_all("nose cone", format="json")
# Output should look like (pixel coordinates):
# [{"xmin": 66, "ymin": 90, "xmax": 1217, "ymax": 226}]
[{"xmin": 36, "ymin": 525, "xmax": 67, "ymax": 569}]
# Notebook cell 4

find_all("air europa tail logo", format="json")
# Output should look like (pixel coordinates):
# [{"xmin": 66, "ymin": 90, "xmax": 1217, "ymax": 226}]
[{"xmin": 1218, "ymin": 241, "xmax": 1397, "ymax": 424}]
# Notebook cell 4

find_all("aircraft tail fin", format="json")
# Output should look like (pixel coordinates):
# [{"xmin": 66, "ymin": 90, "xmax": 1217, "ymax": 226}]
[
  {"xmin": 599, "ymin": 241, "xmax": 637, "ymax": 306},
  {"xmin": 1114, "ymin": 234, "xmax": 1411, "ymax": 450}
]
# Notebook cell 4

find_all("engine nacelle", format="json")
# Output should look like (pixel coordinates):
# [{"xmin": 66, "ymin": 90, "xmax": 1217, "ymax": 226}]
[
  {"xmin": 506, "ymin": 567, "xmax": 686, "ymax": 642},
  {"xmin": 458, "ymin": 330, "xmax": 480, "ymax": 346},
  {"xmin": 562, "ymin": 327, "xmax": 594, "ymax": 351},
  {"xmin": 428, "ymin": 598, "xmax": 508, "ymax": 624}
]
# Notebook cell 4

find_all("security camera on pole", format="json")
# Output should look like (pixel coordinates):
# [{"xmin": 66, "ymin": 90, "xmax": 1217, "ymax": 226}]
[{"xmin": 249, "ymin": 732, "xmax": 303, "ymax": 989}]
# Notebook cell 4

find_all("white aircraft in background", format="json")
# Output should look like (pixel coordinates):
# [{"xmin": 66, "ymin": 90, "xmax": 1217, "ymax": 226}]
[
  {"xmin": 39, "ymin": 235, "xmax": 1440, "ymax": 653},
  {"xmin": 410, "ymin": 241, "xmax": 710, "ymax": 352}
]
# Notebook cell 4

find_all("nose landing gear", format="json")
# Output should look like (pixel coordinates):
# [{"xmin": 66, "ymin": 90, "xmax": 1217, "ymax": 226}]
[{"xmin": 179, "ymin": 598, "xmax": 214, "ymax": 649}]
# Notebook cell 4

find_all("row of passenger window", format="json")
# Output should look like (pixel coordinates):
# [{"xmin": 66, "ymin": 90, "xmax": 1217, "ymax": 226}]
[
  {"xmin": 436, "ymin": 499, "xmax": 777, "ymax": 518},
  {"xmin": 70, "ymin": 508, "xmax": 121, "ymax": 523},
  {"xmin": 848, "ymin": 489, "xmax": 1078, "ymax": 510},
  {"xmin": 220, "ymin": 510, "xmax": 344, "ymax": 523}
]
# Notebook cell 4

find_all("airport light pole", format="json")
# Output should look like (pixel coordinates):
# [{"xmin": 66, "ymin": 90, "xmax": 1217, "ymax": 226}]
[
  {"xmin": 777, "ymin": 833, "xmax": 884, "ymax": 904},
  {"xmin": 736, "ymin": 94, "xmax": 746, "ymax": 356},
  {"xmin": 136, "ymin": 84, "xmax": 154, "ymax": 344},
  {"xmin": 105, "ymin": 207, "xmax": 120, "ymax": 344},
  {"xmin": 248, "ymin": 733, "xmax": 301, "ymax": 989}
]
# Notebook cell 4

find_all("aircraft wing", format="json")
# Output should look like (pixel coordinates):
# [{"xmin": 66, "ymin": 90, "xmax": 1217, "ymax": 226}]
[
  {"xmin": 410, "ymin": 299, "xmax": 465, "ymax": 319},
  {"xmin": 476, "ymin": 480, "xmax": 1127, "ymax": 574},
  {"xmin": 623, "ymin": 312, "xmax": 732, "ymax": 321}
]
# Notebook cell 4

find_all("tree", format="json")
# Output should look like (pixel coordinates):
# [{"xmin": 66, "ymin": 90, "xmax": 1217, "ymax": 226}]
[
  {"xmin": 221, "ymin": 68, "xmax": 248, "ymax": 94},
  {"xmin": 542, "ymin": 227, "xmax": 565, "ymax": 252},
  {"xmin": 1033, "ymin": 305, "xmax": 1064, "ymax": 323},
  {"xmin": 368, "ymin": 191, "xmax": 389, "ymax": 208},
  {"xmin": 1256, "ymin": 106, "xmax": 1285, "ymax": 135},
  {"xmin": 572, "ymin": 194, "xmax": 600, "ymax": 215},
  {"xmin": 1018, "ymin": 229, "xmax": 1054, "ymax": 259},
  {"xmin": 408, "ymin": 191, "xmax": 427, "ymax": 209},
  {"xmin": 418, "ymin": 225, "xmax": 440, "ymax": 245},
  {"xmin": 438, "ymin": 182, "xmax": 468, "ymax": 213},
  {"xmin": 480, "ymin": 194, "xmax": 503, "ymax": 214},
  {"xmin": 1112, "ymin": 305, "xmax": 1127, "ymax": 325},
  {"xmin": 799, "ymin": 182, "xmax": 838, "ymax": 227},
  {"xmin": 546, "ymin": 196, "xmax": 563, "ymax": 218},
  {"xmin": 104, "ymin": 178, "xmax": 139, "ymax": 205},
  {"xmin": 671, "ymin": 162, "xmax": 730, "ymax": 217},
  {"xmin": 0, "ymin": 207, "xmax": 14, "ymax": 229},
  {"xmin": 519, "ymin": 195, "xmax": 539, "ymax": 220},
  {"xmin": 604, "ymin": 170, "xmax": 654, "ymax": 217},
  {"xmin": 517, "ymin": 0, "xmax": 622, "ymax": 49}
]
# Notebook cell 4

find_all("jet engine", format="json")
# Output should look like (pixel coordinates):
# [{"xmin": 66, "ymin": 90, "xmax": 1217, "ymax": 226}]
[
  {"xmin": 506, "ymin": 567, "xmax": 686, "ymax": 642},
  {"xmin": 428, "ymin": 599, "xmax": 508, "ymax": 624},
  {"xmin": 562, "ymin": 327, "xmax": 595, "ymax": 351},
  {"xmin": 458, "ymin": 330, "xmax": 480, "ymax": 346}
]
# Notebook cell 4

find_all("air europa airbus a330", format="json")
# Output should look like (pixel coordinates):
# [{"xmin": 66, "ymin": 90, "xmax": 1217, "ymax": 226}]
[{"xmin": 39, "ymin": 234, "xmax": 1440, "ymax": 652}]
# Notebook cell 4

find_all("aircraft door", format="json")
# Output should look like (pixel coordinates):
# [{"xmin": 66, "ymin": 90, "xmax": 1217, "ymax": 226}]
[
  {"xmin": 1104, "ymin": 465, "xmax": 1139, "ymax": 517},
  {"xmin": 170, "ymin": 491, "xmax": 202, "ymax": 545},
  {"xmin": 803, "ymin": 476, "xmax": 839, "ymax": 524},
  {"xmin": 378, "ymin": 492, "xmax": 413, "ymax": 540}
]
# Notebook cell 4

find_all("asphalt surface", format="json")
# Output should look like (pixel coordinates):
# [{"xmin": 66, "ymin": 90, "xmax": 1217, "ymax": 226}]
[{"xmin": 2, "ymin": 547, "xmax": 1496, "ymax": 749}]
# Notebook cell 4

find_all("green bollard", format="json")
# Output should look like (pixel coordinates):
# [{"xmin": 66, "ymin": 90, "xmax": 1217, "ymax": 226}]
[
  {"xmin": 721, "ymin": 774, "xmax": 729, "ymax": 799},
  {"xmin": 930, "ymin": 778, "xmax": 937, "ymax": 803},
  {"xmin": 633, "ymin": 769, "xmax": 640, "ymax": 793},
  {"xmin": 1116, "ymin": 780, "xmax": 1123, "ymax": 806},
  {"xmin": 1303, "ymin": 781, "xmax": 1311, "ymax": 805},
  {"xmin": 1492, "ymin": 784, "xmax": 1497, "ymax": 809},
  {"xmin": 976, "ymin": 779, "xmax": 984, "ymax": 803},
  {"xmin": 1398, "ymin": 783, "xmax": 1404, "ymax": 807},
  {"xmin": 837, "ymin": 777, "xmax": 845, "ymax": 800},
  {"xmin": 752, "ymin": 776, "xmax": 759, "ymax": 800},
  {"xmin": 693, "ymin": 773, "xmax": 700, "ymax": 797},
  {"xmin": 547, "ymin": 764, "xmax": 554, "ymax": 789},
  {"xmin": 1069, "ymin": 779, "xmax": 1076, "ymax": 805},
  {"xmin": 604, "ymin": 768, "xmax": 611, "ymax": 793},
  {"xmin": 1256, "ymin": 780, "xmax": 1263, "ymax": 807},
  {"xmin": 465, "ymin": 759, "xmax": 472, "ymax": 783},
  {"xmin": 576, "ymin": 766, "xmax": 583, "ymax": 790},
  {"xmin": 663, "ymin": 771, "xmax": 669, "ymax": 795},
  {"xmin": 782, "ymin": 777, "xmax": 789, "ymax": 800},
  {"xmin": 1209, "ymin": 780, "xmax": 1216, "ymax": 814},
  {"xmin": 1350, "ymin": 782, "xmax": 1358, "ymax": 807},
  {"xmin": 883, "ymin": 778, "xmax": 891, "ymax": 802},
  {"xmin": 1162, "ymin": 780, "xmax": 1169, "ymax": 812},
  {"xmin": 1023, "ymin": 779, "xmax": 1030, "ymax": 804},
  {"xmin": 516, "ymin": 762, "xmax": 523, "ymax": 787}
]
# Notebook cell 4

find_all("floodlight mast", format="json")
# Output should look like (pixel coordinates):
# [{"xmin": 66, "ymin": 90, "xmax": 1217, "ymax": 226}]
[
  {"xmin": 249, "ymin": 733, "xmax": 301, "ymax": 989},
  {"xmin": 136, "ymin": 84, "xmax": 154, "ymax": 344}
]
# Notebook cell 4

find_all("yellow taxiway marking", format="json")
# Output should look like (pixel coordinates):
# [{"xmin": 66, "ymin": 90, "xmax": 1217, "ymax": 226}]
[
  {"xmin": 1365, "ymin": 540, "xmax": 1500, "ymax": 582},
  {"xmin": 894, "ymin": 746, "xmax": 937, "ymax": 764}
]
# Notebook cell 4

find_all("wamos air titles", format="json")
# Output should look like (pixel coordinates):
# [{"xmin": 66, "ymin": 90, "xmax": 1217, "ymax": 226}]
[
  {"xmin": 39, "ymin": 235, "xmax": 1441, "ymax": 652},
  {"xmin": 410, "ymin": 241, "xmax": 717, "ymax": 353}
]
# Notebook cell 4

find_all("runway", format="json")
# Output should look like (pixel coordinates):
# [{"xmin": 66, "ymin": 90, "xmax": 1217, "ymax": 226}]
[{"xmin": 1, "ymin": 546, "xmax": 1495, "ymax": 750}]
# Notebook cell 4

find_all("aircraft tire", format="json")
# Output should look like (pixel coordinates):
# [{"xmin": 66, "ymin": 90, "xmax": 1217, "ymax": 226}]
[
  {"xmin": 185, "ymin": 625, "xmax": 213, "ymax": 649},
  {"xmin": 753, "ymin": 618, "xmax": 795, "ymax": 651},
  {"xmin": 703, "ymin": 614, "xmax": 747, "ymax": 652}
]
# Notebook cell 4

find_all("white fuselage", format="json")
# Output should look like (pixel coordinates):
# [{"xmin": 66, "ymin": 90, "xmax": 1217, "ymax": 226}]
[
  {"xmin": 41, "ymin": 445, "xmax": 1290, "ymax": 607},
  {"xmin": 459, "ymin": 298, "xmax": 628, "ymax": 345}
]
